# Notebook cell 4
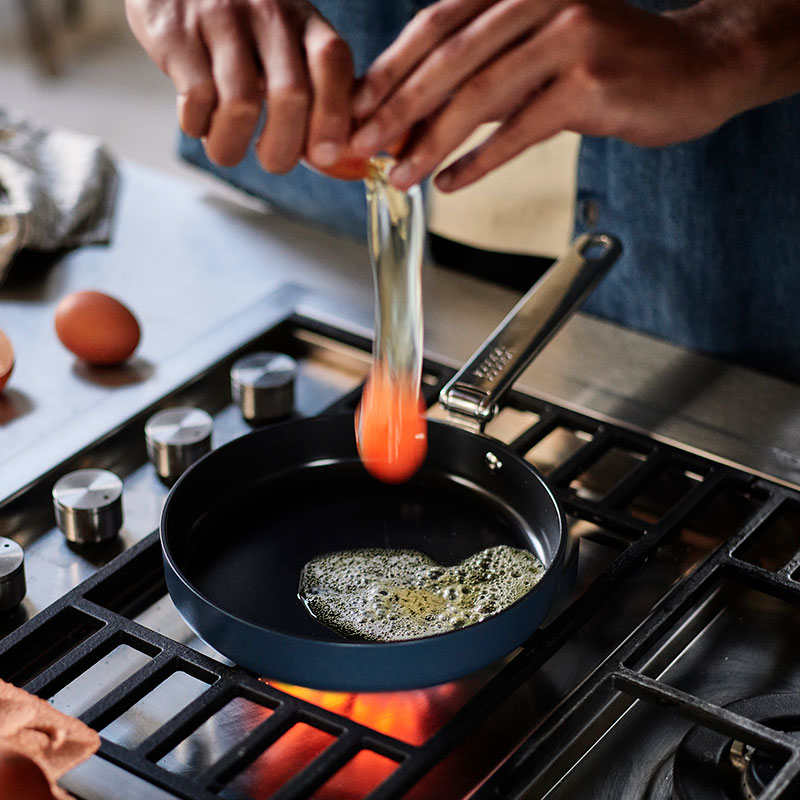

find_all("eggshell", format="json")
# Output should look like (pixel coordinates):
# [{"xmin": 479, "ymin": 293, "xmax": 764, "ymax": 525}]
[
  {"xmin": 54, "ymin": 291, "xmax": 140, "ymax": 366},
  {"xmin": 309, "ymin": 151, "xmax": 375, "ymax": 181},
  {"xmin": 0, "ymin": 747, "xmax": 54, "ymax": 800},
  {"xmin": 305, "ymin": 133, "xmax": 410, "ymax": 181},
  {"xmin": 0, "ymin": 328, "xmax": 13, "ymax": 391}
]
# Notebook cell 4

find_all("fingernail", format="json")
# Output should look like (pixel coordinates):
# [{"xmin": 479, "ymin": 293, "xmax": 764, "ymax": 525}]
[
  {"xmin": 390, "ymin": 160, "xmax": 414, "ymax": 188},
  {"xmin": 351, "ymin": 121, "xmax": 382, "ymax": 154},
  {"xmin": 310, "ymin": 141, "xmax": 340, "ymax": 167},
  {"xmin": 353, "ymin": 86, "xmax": 374, "ymax": 117},
  {"xmin": 435, "ymin": 170, "xmax": 454, "ymax": 191}
]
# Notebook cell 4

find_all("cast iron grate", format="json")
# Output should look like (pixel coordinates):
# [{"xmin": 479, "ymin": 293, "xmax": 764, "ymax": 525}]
[{"xmin": 3, "ymin": 317, "xmax": 800, "ymax": 800}]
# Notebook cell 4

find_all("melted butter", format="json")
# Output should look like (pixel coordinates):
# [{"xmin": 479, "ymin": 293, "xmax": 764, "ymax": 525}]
[{"xmin": 299, "ymin": 545, "xmax": 545, "ymax": 641}]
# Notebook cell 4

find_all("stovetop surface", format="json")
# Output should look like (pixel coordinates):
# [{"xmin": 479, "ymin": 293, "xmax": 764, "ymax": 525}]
[
  {"xmin": 2, "ymin": 301, "xmax": 800, "ymax": 800},
  {"xmin": 2, "ymin": 164, "xmax": 800, "ymax": 800}
]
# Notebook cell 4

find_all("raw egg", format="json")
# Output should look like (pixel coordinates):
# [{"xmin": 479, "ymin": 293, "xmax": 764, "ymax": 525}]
[
  {"xmin": 0, "ymin": 747, "xmax": 54, "ymax": 800},
  {"xmin": 0, "ymin": 328, "xmax": 13, "ymax": 391},
  {"xmin": 54, "ymin": 290, "xmax": 140, "ymax": 366},
  {"xmin": 355, "ymin": 364, "xmax": 427, "ymax": 484}
]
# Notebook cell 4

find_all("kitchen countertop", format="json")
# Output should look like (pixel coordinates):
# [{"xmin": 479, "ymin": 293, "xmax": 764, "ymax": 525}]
[{"xmin": 2, "ymin": 160, "xmax": 800, "ymax": 507}]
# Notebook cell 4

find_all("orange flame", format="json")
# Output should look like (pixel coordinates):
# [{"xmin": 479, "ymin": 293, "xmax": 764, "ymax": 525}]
[
  {"xmin": 224, "ymin": 678, "xmax": 485, "ymax": 799},
  {"xmin": 271, "ymin": 680, "xmax": 471, "ymax": 746}
]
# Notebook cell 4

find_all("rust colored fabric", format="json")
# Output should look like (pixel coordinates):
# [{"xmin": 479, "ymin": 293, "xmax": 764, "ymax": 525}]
[{"xmin": 0, "ymin": 679, "xmax": 99, "ymax": 800}]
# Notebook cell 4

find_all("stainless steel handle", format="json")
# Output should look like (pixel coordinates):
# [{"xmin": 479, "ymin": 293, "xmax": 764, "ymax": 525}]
[{"xmin": 439, "ymin": 232, "xmax": 622, "ymax": 428}]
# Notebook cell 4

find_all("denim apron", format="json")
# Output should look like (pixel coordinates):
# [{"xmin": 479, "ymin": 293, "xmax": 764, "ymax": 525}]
[
  {"xmin": 181, "ymin": 0, "xmax": 800, "ymax": 381},
  {"xmin": 576, "ymin": 0, "xmax": 800, "ymax": 382}
]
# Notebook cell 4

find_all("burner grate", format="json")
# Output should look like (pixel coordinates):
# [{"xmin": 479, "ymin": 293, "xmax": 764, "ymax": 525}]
[
  {"xmin": 3, "ymin": 316, "xmax": 800, "ymax": 800},
  {"xmin": 0, "ymin": 533, "xmax": 419, "ymax": 799},
  {"xmin": 479, "ymin": 466, "xmax": 800, "ymax": 799}
]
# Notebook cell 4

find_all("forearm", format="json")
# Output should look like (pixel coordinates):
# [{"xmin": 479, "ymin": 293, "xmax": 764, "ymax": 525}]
[{"xmin": 671, "ymin": 0, "xmax": 800, "ymax": 116}]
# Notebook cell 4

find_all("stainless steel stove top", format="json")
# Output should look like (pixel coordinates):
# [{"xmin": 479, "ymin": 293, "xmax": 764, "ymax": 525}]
[
  {"xmin": 1, "ymin": 304, "xmax": 799, "ymax": 800},
  {"xmin": 2, "ymin": 163, "xmax": 800, "ymax": 800}
]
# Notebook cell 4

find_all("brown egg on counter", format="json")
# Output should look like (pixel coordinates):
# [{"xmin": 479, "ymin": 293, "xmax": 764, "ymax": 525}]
[
  {"xmin": 54, "ymin": 290, "xmax": 140, "ymax": 366},
  {"xmin": 0, "ymin": 747, "xmax": 54, "ymax": 800},
  {"xmin": 0, "ymin": 328, "xmax": 13, "ymax": 390}
]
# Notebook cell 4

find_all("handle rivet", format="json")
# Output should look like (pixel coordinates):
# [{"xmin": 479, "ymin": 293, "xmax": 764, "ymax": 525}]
[{"xmin": 485, "ymin": 452, "xmax": 503, "ymax": 472}]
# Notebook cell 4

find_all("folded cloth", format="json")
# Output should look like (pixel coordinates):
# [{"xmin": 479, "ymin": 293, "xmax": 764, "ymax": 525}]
[
  {"xmin": 0, "ymin": 678, "xmax": 100, "ymax": 800},
  {"xmin": 0, "ymin": 109, "xmax": 118, "ymax": 286}
]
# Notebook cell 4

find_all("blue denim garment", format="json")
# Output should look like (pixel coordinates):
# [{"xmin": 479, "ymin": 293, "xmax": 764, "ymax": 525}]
[
  {"xmin": 576, "ymin": 1, "xmax": 800, "ymax": 381},
  {"xmin": 180, "ymin": 0, "xmax": 431, "ymax": 240}
]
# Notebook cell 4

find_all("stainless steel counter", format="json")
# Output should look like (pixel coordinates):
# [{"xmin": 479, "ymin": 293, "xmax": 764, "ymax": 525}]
[{"xmin": 2, "ymin": 160, "xmax": 800, "ymax": 509}]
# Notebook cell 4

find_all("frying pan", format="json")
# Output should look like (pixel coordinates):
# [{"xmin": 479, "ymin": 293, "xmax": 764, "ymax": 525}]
[{"xmin": 161, "ymin": 233, "xmax": 621, "ymax": 691}]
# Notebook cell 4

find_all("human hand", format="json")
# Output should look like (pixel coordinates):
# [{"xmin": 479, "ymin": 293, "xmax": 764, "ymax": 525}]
[
  {"xmin": 125, "ymin": 0, "xmax": 355, "ymax": 173},
  {"xmin": 349, "ymin": 0, "xmax": 752, "ymax": 191}
]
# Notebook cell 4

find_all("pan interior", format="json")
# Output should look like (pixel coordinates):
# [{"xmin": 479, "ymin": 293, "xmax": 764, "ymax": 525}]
[{"xmin": 177, "ymin": 461, "xmax": 546, "ymax": 642}]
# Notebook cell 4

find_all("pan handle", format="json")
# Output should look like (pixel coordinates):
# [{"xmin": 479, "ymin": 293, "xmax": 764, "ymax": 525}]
[{"xmin": 439, "ymin": 232, "xmax": 622, "ymax": 430}]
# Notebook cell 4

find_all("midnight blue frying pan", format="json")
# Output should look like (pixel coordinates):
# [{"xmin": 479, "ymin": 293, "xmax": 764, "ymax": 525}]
[{"xmin": 160, "ymin": 234, "xmax": 621, "ymax": 691}]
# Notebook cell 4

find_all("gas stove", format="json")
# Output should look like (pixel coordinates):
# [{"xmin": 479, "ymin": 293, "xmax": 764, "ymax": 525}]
[
  {"xmin": 2, "ymin": 291, "xmax": 800, "ymax": 800},
  {"xmin": 2, "ymin": 163, "xmax": 800, "ymax": 800}
]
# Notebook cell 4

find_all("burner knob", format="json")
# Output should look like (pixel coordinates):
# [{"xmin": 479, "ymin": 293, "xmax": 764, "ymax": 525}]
[
  {"xmin": 0, "ymin": 538, "xmax": 25, "ymax": 612},
  {"xmin": 53, "ymin": 469, "xmax": 123, "ymax": 544},
  {"xmin": 145, "ymin": 406, "xmax": 213, "ymax": 485},
  {"xmin": 230, "ymin": 352, "xmax": 297, "ymax": 424}
]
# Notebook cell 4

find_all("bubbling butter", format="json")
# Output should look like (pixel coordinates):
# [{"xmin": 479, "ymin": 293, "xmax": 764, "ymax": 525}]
[{"xmin": 299, "ymin": 545, "xmax": 545, "ymax": 642}]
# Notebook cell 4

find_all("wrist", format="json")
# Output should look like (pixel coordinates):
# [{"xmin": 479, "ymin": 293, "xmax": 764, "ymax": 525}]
[{"xmin": 668, "ymin": 0, "xmax": 799, "ymax": 117}]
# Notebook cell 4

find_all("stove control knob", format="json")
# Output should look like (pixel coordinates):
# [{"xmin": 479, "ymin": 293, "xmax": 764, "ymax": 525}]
[
  {"xmin": 230, "ymin": 352, "xmax": 297, "ymax": 424},
  {"xmin": 53, "ymin": 468, "xmax": 123, "ymax": 544},
  {"xmin": 0, "ymin": 538, "xmax": 25, "ymax": 612},
  {"xmin": 145, "ymin": 406, "xmax": 213, "ymax": 485}
]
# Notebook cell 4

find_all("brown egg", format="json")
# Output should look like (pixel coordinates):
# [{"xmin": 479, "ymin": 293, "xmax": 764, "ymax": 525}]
[
  {"xmin": 0, "ymin": 328, "xmax": 13, "ymax": 391},
  {"xmin": 54, "ymin": 290, "xmax": 141, "ymax": 366},
  {"xmin": 0, "ymin": 747, "xmax": 54, "ymax": 800}
]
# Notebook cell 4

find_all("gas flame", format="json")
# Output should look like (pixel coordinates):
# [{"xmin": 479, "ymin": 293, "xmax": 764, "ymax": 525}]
[{"xmin": 225, "ymin": 678, "xmax": 484, "ymax": 799}]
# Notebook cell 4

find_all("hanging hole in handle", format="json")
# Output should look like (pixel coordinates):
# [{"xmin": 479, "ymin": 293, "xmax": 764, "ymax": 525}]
[{"xmin": 580, "ymin": 234, "xmax": 615, "ymax": 261}]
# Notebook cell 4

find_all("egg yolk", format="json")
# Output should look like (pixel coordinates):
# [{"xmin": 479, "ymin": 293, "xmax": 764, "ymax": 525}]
[{"xmin": 356, "ymin": 364, "xmax": 427, "ymax": 484}]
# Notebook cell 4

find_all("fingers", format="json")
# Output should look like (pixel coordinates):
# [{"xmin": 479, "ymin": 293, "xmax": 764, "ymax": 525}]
[
  {"xmin": 352, "ymin": 0, "xmax": 491, "ymax": 120},
  {"xmin": 248, "ymin": 4, "xmax": 309, "ymax": 173},
  {"xmin": 175, "ymin": 71, "xmax": 217, "ymax": 140},
  {"xmin": 200, "ymin": 8, "xmax": 263, "ymax": 166},
  {"xmin": 221, "ymin": 3, "xmax": 355, "ymax": 174},
  {"xmin": 166, "ymin": 46, "xmax": 218, "ymax": 140},
  {"xmin": 304, "ymin": 15, "xmax": 355, "ymax": 168},
  {"xmin": 127, "ymin": 0, "xmax": 354, "ymax": 174},
  {"xmin": 351, "ymin": 0, "xmax": 565, "ymax": 159},
  {"xmin": 386, "ymin": 30, "xmax": 564, "ymax": 190},
  {"xmin": 355, "ymin": 0, "xmax": 733, "ymax": 192},
  {"xmin": 126, "ymin": 1, "xmax": 218, "ymax": 139},
  {"xmin": 434, "ymin": 82, "xmax": 570, "ymax": 191}
]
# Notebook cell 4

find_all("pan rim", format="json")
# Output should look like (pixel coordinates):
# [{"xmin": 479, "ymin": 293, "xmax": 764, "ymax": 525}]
[{"xmin": 160, "ymin": 415, "xmax": 567, "ymax": 672}]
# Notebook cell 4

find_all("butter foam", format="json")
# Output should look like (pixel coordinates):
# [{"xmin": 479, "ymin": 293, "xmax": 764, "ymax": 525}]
[{"xmin": 299, "ymin": 545, "xmax": 545, "ymax": 641}]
